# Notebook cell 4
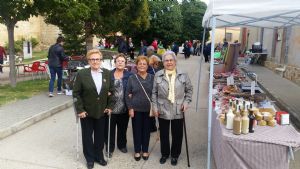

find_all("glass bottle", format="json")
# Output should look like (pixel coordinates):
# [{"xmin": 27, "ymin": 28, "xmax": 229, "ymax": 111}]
[
  {"xmin": 233, "ymin": 106, "xmax": 242, "ymax": 135},
  {"xmin": 248, "ymin": 110, "xmax": 255, "ymax": 133},
  {"xmin": 241, "ymin": 106, "xmax": 249, "ymax": 134},
  {"xmin": 226, "ymin": 102, "xmax": 234, "ymax": 130}
]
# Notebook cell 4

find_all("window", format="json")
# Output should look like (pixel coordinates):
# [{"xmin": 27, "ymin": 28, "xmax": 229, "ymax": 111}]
[{"xmin": 225, "ymin": 33, "xmax": 232, "ymax": 42}]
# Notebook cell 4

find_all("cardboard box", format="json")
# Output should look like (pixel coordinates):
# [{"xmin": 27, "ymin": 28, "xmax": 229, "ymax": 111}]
[
  {"xmin": 281, "ymin": 114, "xmax": 290, "ymax": 125},
  {"xmin": 275, "ymin": 111, "xmax": 288, "ymax": 125}
]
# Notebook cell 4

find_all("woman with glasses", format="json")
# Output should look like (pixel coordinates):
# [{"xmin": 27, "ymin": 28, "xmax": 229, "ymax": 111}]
[
  {"xmin": 152, "ymin": 51, "xmax": 193, "ymax": 166},
  {"xmin": 73, "ymin": 49, "xmax": 113, "ymax": 169},
  {"xmin": 126, "ymin": 56, "xmax": 154, "ymax": 161},
  {"xmin": 105, "ymin": 53, "xmax": 133, "ymax": 157}
]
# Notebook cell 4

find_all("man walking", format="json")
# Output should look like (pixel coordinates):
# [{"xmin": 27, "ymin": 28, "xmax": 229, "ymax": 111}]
[
  {"xmin": 0, "ymin": 44, "xmax": 7, "ymax": 73},
  {"xmin": 47, "ymin": 36, "xmax": 67, "ymax": 97}
]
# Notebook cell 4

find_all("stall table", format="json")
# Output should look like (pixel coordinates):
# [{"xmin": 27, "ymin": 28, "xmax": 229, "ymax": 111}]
[{"xmin": 212, "ymin": 110, "xmax": 300, "ymax": 169}]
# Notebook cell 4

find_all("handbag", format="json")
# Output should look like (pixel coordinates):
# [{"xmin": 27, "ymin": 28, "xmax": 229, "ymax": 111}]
[{"xmin": 135, "ymin": 74, "xmax": 154, "ymax": 117}]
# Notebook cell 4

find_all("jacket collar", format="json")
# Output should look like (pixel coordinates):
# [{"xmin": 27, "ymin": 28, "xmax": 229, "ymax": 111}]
[{"xmin": 156, "ymin": 68, "xmax": 184, "ymax": 77}]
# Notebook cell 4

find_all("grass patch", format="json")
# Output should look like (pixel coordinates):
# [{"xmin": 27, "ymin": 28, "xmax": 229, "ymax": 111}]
[
  {"xmin": 23, "ymin": 50, "xmax": 48, "ymax": 64},
  {"xmin": 0, "ymin": 79, "xmax": 48, "ymax": 106}
]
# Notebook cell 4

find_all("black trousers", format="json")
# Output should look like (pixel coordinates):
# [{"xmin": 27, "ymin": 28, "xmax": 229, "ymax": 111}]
[
  {"xmin": 158, "ymin": 118, "xmax": 183, "ymax": 158},
  {"xmin": 204, "ymin": 54, "xmax": 209, "ymax": 62},
  {"xmin": 80, "ymin": 116, "xmax": 105, "ymax": 163},
  {"xmin": 132, "ymin": 111, "xmax": 151, "ymax": 153},
  {"xmin": 0, "ymin": 58, "xmax": 3, "ymax": 72},
  {"xmin": 104, "ymin": 113, "xmax": 129, "ymax": 153}
]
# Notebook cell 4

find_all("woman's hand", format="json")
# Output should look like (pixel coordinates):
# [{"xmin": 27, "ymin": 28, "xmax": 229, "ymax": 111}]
[
  {"xmin": 129, "ymin": 109, "xmax": 134, "ymax": 118},
  {"xmin": 78, "ymin": 112, "xmax": 88, "ymax": 118},
  {"xmin": 181, "ymin": 104, "xmax": 188, "ymax": 112},
  {"xmin": 104, "ymin": 108, "xmax": 112, "ymax": 115}
]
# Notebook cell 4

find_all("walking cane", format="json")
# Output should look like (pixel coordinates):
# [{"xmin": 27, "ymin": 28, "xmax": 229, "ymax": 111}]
[
  {"xmin": 155, "ymin": 117, "xmax": 160, "ymax": 141},
  {"xmin": 73, "ymin": 98, "xmax": 79, "ymax": 161},
  {"xmin": 107, "ymin": 113, "xmax": 111, "ymax": 162},
  {"xmin": 183, "ymin": 111, "xmax": 191, "ymax": 167}
]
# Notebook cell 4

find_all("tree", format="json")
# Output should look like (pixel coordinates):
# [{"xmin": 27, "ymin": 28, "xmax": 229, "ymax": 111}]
[
  {"xmin": 181, "ymin": 0, "xmax": 208, "ymax": 42},
  {"xmin": 137, "ymin": 1, "xmax": 182, "ymax": 47},
  {"xmin": 0, "ymin": 0, "xmax": 38, "ymax": 87},
  {"xmin": 37, "ymin": 0, "xmax": 150, "ymax": 54}
]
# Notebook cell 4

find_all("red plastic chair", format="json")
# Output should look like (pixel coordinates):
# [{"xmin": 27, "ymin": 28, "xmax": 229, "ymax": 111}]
[{"xmin": 24, "ymin": 61, "xmax": 46, "ymax": 79}]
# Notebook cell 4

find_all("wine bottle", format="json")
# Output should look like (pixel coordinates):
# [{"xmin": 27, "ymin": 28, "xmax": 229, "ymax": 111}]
[{"xmin": 248, "ymin": 110, "xmax": 255, "ymax": 133}]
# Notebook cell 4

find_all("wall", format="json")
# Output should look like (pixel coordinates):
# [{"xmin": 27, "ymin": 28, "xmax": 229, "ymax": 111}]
[
  {"xmin": 0, "ymin": 16, "xmax": 61, "ymax": 50},
  {"xmin": 248, "ymin": 27, "xmax": 300, "ymax": 85},
  {"xmin": 210, "ymin": 27, "xmax": 240, "ymax": 44},
  {"xmin": 288, "ymin": 26, "xmax": 300, "ymax": 67}
]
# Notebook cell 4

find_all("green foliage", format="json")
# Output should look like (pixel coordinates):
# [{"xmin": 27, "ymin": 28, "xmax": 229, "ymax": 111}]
[
  {"xmin": 4, "ymin": 39, "xmax": 23, "ymax": 54},
  {"xmin": 135, "ymin": 1, "xmax": 182, "ymax": 46},
  {"xmin": 0, "ymin": 0, "xmax": 37, "ymax": 25},
  {"xmin": 4, "ymin": 37, "xmax": 39, "ymax": 54},
  {"xmin": 37, "ymin": 0, "xmax": 150, "ymax": 54},
  {"xmin": 30, "ymin": 37, "xmax": 39, "ymax": 48},
  {"xmin": 181, "ymin": 0, "xmax": 208, "ymax": 41}
]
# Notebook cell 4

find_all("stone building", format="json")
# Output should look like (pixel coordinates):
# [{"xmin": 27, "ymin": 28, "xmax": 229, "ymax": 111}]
[{"xmin": 0, "ymin": 16, "xmax": 61, "ymax": 50}]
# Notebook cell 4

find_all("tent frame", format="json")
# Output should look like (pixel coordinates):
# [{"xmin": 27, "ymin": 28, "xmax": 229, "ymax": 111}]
[{"xmin": 198, "ymin": 3, "xmax": 300, "ymax": 169}]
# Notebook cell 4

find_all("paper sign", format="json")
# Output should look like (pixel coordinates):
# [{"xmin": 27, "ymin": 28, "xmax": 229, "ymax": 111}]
[
  {"xmin": 230, "ymin": 76, "xmax": 234, "ymax": 85},
  {"xmin": 227, "ymin": 75, "xmax": 234, "ymax": 86},
  {"xmin": 251, "ymin": 81, "xmax": 256, "ymax": 95}
]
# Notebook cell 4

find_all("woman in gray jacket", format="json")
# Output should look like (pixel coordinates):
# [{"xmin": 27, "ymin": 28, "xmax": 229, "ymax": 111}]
[{"xmin": 152, "ymin": 51, "xmax": 193, "ymax": 166}]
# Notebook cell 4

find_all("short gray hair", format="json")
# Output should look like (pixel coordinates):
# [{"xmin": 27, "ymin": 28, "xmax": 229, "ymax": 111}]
[
  {"xmin": 147, "ymin": 46, "xmax": 154, "ymax": 52},
  {"xmin": 162, "ymin": 50, "xmax": 176, "ymax": 62}
]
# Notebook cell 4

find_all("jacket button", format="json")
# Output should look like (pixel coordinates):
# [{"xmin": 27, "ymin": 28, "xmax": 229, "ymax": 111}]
[{"xmin": 97, "ymin": 97, "xmax": 100, "ymax": 100}]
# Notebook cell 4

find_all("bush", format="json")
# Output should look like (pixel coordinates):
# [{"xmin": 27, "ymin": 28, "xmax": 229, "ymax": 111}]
[
  {"xmin": 4, "ymin": 40, "xmax": 23, "ymax": 54},
  {"xmin": 4, "ymin": 37, "xmax": 39, "ymax": 54},
  {"xmin": 30, "ymin": 37, "xmax": 39, "ymax": 48}
]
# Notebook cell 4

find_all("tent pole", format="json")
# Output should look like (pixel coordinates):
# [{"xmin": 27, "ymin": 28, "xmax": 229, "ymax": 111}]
[
  {"xmin": 196, "ymin": 27, "xmax": 207, "ymax": 112},
  {"xmin": 207, "ymin": 16, "xmax": 216, "ymax": 169}
]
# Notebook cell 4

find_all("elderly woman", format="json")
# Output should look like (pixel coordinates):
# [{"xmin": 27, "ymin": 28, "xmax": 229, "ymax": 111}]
[
  {"xmin": 126, "ymin": 56, "xmax": 154, "ymax": 161},
  {"xmin": 73, "ymin": 49, "xmax": 113, "ymax": 169},
  {"xmin": 152, "ymin": 51, "xmax": 193, "ymax": 166},
  {"xmin": 147, "ymin": 55, "xmax": 162, "ymax": 75},
  {"xmin": 105, "ymin": 53, "xmax": 133, "ymax": 157}
]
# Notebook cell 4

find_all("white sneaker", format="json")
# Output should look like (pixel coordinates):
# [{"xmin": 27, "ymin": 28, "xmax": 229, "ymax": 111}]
[
  {"xmin": 49, "ymin": 93, "xmax": 54, "ymax": 97},
  {"xmin": 57, "ymin": 91, "xmax": 63, "ymax": 95}
]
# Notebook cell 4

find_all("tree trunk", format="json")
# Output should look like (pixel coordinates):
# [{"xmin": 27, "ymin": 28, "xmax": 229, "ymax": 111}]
[
  {"xmin": 85, "ymin": 21, "xmax": 94, "ymax": 51},
  {"xmin": 7, "ymin": 22, "xmax": 17, "ymax": 87}
]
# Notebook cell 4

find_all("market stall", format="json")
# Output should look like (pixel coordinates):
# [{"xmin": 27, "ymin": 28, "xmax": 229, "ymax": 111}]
[{"xmin": 200, "ymin": 1, "xmax": 300, "ymax": 169}]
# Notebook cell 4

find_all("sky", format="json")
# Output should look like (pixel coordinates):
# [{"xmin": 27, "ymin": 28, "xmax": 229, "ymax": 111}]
[
  {"xmin": 201, "ymin": 0, "xmax": 209, "ymax": 4},
  {"xmin": 178, "ymin": 0, "xmax": 209, "ymax": 4}
]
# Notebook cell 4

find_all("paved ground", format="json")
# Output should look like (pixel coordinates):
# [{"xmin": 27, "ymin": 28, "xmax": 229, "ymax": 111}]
[
  {"xmin": 0, "ymin": 54, "xmax": 213, "ymax": 169},
  {"xmin": 0, "ymin": 54, "xmax": 300, "ymax": 169}
]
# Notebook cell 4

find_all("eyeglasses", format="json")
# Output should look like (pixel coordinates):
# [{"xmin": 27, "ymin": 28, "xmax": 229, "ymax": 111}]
[
  {"xmin": 88, "ymin": 58, "xmax": 102, "ymax": 62},
  {"xmin": 164, "ymin": 59, "xmax": 175, "ymax": 62}
]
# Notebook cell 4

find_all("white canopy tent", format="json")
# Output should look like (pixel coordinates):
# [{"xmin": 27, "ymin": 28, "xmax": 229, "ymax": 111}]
[{"xmin": 199, "ymin": 1, "xmax": 300, "ymax": 169}]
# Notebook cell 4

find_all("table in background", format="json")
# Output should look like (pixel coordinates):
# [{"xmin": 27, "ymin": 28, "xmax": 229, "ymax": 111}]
[
  {"xmin": 212, "ymin": 110, "xmax": 300, "ymax": 169},
  {"xmin": 250, "ymin": 53, "xmax": 268, "ymax": 65},
  {"xmin": 0, "ymin": 63, "xmax": 25, "ymax": 76}
]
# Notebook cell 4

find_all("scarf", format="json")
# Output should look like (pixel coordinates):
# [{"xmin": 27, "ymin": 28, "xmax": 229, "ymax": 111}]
[{"xmin": 165, "ymin": 69, "xmax": 176, "ymax": 103}]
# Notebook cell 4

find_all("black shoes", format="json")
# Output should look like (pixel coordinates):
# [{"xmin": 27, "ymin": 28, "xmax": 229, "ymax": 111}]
[
  {"xmin": 142, "ymin": 153, "xmax": 149, "ymax": 161},
  {"xmin": 86, "ymin": 162, "xmax": 94, "ymax": 169},
  {"xmin": 119, "ymin": 147, "xmax": 128, "ymax": 153},
  {"xmin": 171, "ymin": 158, "xmax": 178, "ymax": 166},
  {"xmin": 159, "ymin": 156, "xmax": 168, "ymax": 164},
  {"xmin": 134, "ymin": 153, "xmax": 141, "ymax": 161},
  {"xmin": 95, "ymin": 159, "xmax": 107, "ymax": 166}
]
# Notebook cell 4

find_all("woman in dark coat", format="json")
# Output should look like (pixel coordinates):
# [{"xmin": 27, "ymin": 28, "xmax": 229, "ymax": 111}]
[{"xmin": 73, "ymin": 49, "xmax": 113, "ymax": 169}]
